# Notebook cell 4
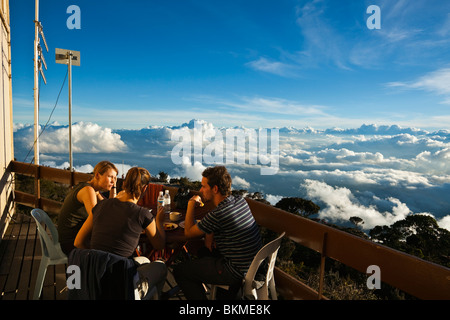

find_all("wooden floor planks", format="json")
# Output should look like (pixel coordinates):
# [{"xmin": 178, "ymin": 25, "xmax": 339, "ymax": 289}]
[
  {"xmin": 0, "ymin": 212, "xmax": 185, "ymax": 301},
  {"xmin": 0, "ymin": 213, "xmax": 68, "ymax": 300}
]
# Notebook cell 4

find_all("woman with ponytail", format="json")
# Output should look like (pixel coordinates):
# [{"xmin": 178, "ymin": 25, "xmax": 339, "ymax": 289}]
[
  {"xmin": 58, "ymin": 160, "xmax": 118, "ymax": 255},
  {"xmin": 74, "ymin": 167, "xmax": 167, "ymax": 298}
]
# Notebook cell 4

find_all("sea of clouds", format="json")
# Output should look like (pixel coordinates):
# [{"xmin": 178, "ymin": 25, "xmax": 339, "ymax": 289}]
[{"xmin": 13, "ymin": 120, "xmax": 450, "ymax": 232}]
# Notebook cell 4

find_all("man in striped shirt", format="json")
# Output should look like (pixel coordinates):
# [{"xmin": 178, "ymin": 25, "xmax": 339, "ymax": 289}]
[{"xmin": 173, "ymin": 166, "xmax": 262, "ymax": 299}]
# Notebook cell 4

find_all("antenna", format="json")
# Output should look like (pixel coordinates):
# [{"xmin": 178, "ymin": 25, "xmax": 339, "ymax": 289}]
[
  {"xmin": 38, "ymin": 45, "xmax": 47, "ymax": 70},
  {"xmin": 38, "ymin": 60, "xmax": 46, "ymax": 84},
  {"xmin": 37, "ymin": 22, "xmax": 48, "ymax": 52},
  {"xmin": 33, "ymin": 0, "xmax": 48, "ymax": 165}
]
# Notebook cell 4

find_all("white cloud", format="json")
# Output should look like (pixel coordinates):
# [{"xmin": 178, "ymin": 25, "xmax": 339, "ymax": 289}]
[
  {"xmin": 265, "ymin": 194, "xmax": 283, "ymax": 206},
  {"xmin": 302, "ymin": 179, "xmax": 410, "ymax": 230},
  {"xmin": 16, "ymin": 122, "xmax": 127, "ymax": 154},
  {"xmin": 12, "ymin": 120, "xmax": 450, "ymax": 231},
  {"xmin": 292, "ymin": 0, "xmax": 450, "ymax": 71},
  {"xmin": 41, "ymin": 161, "xmax": 94, "ymax": 173},
  {"xmin": 114, "ymin": 163, "xmax": 134, "ymax": 178},
  {"xmin": 246, "ymin": 57, "xmax": 299, "ymax": 77},
  {"xmin": 173, "ymin": 157, "xmax": 206, "ymax": 182},
  {"xmin": 295, "ymin": 0, "xmax": 349, "ymax": 70},
  {"xmin": 438, "ymin": 215, "xmax": 450, "ymax": 231},
  {"xmin": 190, "ymin": 95, "xmax": 329, "ymax": 119},
  {"xmin": 40, "ymin": 161, "xmax": 133, "ymax": 178},
  {"xmin": 233, "ymin": 176, "xmax": 251, "ymax": 190},
  {"xmin": 387, "ymin": 68, "xmax": 450, "ymax": 103}
]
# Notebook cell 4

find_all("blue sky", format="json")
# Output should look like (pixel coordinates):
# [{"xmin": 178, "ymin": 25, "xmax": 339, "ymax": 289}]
[
  {"xmin": 10, "ymin": 1, "xmax": 450, "ymax": 230},
  {"xmin": 10, "ymin": 0, "xmax": 450, "ymax": 130}
]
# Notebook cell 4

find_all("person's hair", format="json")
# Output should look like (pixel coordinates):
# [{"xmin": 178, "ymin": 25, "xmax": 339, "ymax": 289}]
[
  {"xmin": 202, "ymin": 166, "xmax": 232, "ymax": 196},
  {"xmin": 122, "ymin": 167, "xmax": 151, "ymax": 199},
  {"xmin": 93, "ymin": 161, "xmax": 118, "ymax": 176}
]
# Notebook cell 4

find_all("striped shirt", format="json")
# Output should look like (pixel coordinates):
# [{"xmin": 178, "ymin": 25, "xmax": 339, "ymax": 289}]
[{"xmin": 197, "ymin": 195, "xmax": 262, "ymax": 279}]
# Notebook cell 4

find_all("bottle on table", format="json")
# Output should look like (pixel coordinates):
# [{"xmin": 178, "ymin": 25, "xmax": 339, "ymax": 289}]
[
  {"xmin": 157, "ymin": 191, "xmax": 164, "ymax": 212},
  {"xmin": 164, "ymin": 189, "xmax": 171, "ymax": 213}
]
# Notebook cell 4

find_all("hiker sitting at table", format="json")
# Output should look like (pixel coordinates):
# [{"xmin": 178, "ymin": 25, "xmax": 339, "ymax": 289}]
[
  {"xmin": 173, "ymin": 165, "xmax": 262, "ymax": 300},
  {"xmin": 58, "ymin": 160, "xmax": 118, "ymax": 255},
  {"xmin": 74, "ymin": 167, "xmax": 167, "ymax": 298}
]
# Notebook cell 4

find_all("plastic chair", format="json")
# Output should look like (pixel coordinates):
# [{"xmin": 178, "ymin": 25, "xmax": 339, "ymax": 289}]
[
  {"xmin": 211, "ymin": 232, "xmax": 285, "ymax": 300},
  {"xmin": 133, "ymin": 256, "xmax": 159, "ymax": 300},
  {"xmin": 134, "ymin": 274, "xmax": 158, "ymax": 300},
  {"xmin": 31, "ymin": 208, "xmax": 68, "ymax": 300}
]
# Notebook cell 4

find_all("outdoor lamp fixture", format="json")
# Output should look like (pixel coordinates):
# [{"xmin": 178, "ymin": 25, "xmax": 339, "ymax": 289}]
[{"xmin": 55, "ymin": 48, "xmax": 80, "ymax": 172}]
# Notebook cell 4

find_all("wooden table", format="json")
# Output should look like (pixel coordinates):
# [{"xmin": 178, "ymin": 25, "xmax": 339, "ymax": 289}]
[{"xmin": 136, "ymin": 205, "xmax": 209, "ymax": 265}]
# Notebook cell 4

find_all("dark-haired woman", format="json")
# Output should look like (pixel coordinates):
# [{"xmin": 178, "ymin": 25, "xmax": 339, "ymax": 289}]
[{"xmin": 74, "ymin": 167, "xmax": 167, "ymax": 299}]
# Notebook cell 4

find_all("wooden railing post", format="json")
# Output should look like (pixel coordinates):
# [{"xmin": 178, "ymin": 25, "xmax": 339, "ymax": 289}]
[
  {"xmin": 318, "ymin": 232, "xmax": 328, "ymax": 299},
  {"xmin": 70, "ymin": 169, "xmax": 75, "ymax": 187},
  {"xmin": 34, "ymin": 164, "xmax": 41, "ymax": 209}
]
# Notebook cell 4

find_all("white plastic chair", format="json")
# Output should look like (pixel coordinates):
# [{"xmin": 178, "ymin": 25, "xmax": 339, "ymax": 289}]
[
  {"xmin": 133, "ymin": 256, "xmax": 159, "ymax": 300},
  {"xmin": 211, "ymin": 232, "xmax": 285, "ymax": 300},
  {"xmin": 31, "ymin": 208, "xmax": 68, "ymax": 300},
  {"xmin": 133, "ymin": 273, "xmax": 158, "ymax": 300}
]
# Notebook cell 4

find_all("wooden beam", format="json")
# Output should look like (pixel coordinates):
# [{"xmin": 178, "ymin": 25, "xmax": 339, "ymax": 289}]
[{"xmin": 246, "ymin": 198, "xmax": 450, "ymax": 300}]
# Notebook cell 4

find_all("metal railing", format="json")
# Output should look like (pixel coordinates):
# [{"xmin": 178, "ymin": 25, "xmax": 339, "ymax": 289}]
[{"xmin": 6, "ymin": 160, "xmax": 450, "ymax": 300}]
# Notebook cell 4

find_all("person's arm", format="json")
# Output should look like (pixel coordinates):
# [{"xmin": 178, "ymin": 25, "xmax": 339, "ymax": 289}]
[
  {"xmin": 96, "ymin": 192, "xmax": 105, "ymax": 201},
  {"xmin": 74, "ymin": 213, "xmax": 93, "ymax": 249},
  {"xmin": 184, "ymin": 195, "xmax": 205, "ymax": 239},
  {"xmin": 73, "ymin": 186, "xmax": 97, "ymax": 249},
  {"xmin": 145, "ymin": 206, "xmax": 166, "ymax": 250},
  {"xmin": 77, "ymin": 185, "xmax": 98, "ymax": 217}
]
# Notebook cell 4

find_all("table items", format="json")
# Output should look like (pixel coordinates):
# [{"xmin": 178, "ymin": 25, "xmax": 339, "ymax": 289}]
[{"xmin": 170, "ymin": 211, "xmax": 182, "ymax": 222}]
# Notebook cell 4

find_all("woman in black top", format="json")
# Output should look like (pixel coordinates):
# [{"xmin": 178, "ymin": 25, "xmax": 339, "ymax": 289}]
[
  {"xmin": 58, "ymin": 160, "xmax": 118, "ymax": 255},
  {"xmin": 75, "ymin": 167, "xmax": 167, "ymax": 299}
]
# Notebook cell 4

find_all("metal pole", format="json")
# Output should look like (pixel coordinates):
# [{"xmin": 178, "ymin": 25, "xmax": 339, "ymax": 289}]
[
  {"xmin": 68, "ymin": 51, "xmax": 73, "ymax": 172},
  {"xmin": 33, "ymin": 0, "xmax": 39, "ymax": 165}
]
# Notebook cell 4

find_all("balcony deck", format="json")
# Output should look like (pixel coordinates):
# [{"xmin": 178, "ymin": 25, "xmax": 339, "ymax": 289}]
[
  {"xmin": 0, "ymin": 211, "xmax": 184, "ymax": 300},
  {"xmin": 0, "ymin": 212, "xmax": 67, "ymax": 300},
  {"xmin": 1, "ymin": 160, "xmax": 450, "ymax": 300}
]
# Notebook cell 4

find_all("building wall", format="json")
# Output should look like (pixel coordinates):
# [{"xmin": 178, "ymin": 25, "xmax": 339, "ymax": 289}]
[{"xmin": 0, "ymin": 0, "xmax": 14, "ymax": 239}]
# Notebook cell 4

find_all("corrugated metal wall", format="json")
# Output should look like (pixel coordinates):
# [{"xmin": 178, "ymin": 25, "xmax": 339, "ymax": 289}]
[{"xmin": 0, "ymin": 0, "xmax": 14, "ymax": 239}]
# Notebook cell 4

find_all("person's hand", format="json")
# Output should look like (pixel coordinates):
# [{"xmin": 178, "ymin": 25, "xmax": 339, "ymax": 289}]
[
  {"xmin": 188, "ymin": 195, "xmax": 204, "ymax": 208},
  {"xmin": 109, "ymin": 185, "xmax": 117, "ymax": 198},
  {"xmin": 155, "ymin": 205, "xmax": 165, "ymax": 223}
]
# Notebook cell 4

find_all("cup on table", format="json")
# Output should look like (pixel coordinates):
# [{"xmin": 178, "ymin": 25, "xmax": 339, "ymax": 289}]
[{"xmin": 170, "ymin": 211, "xmax": 182, "ymax": 222}]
